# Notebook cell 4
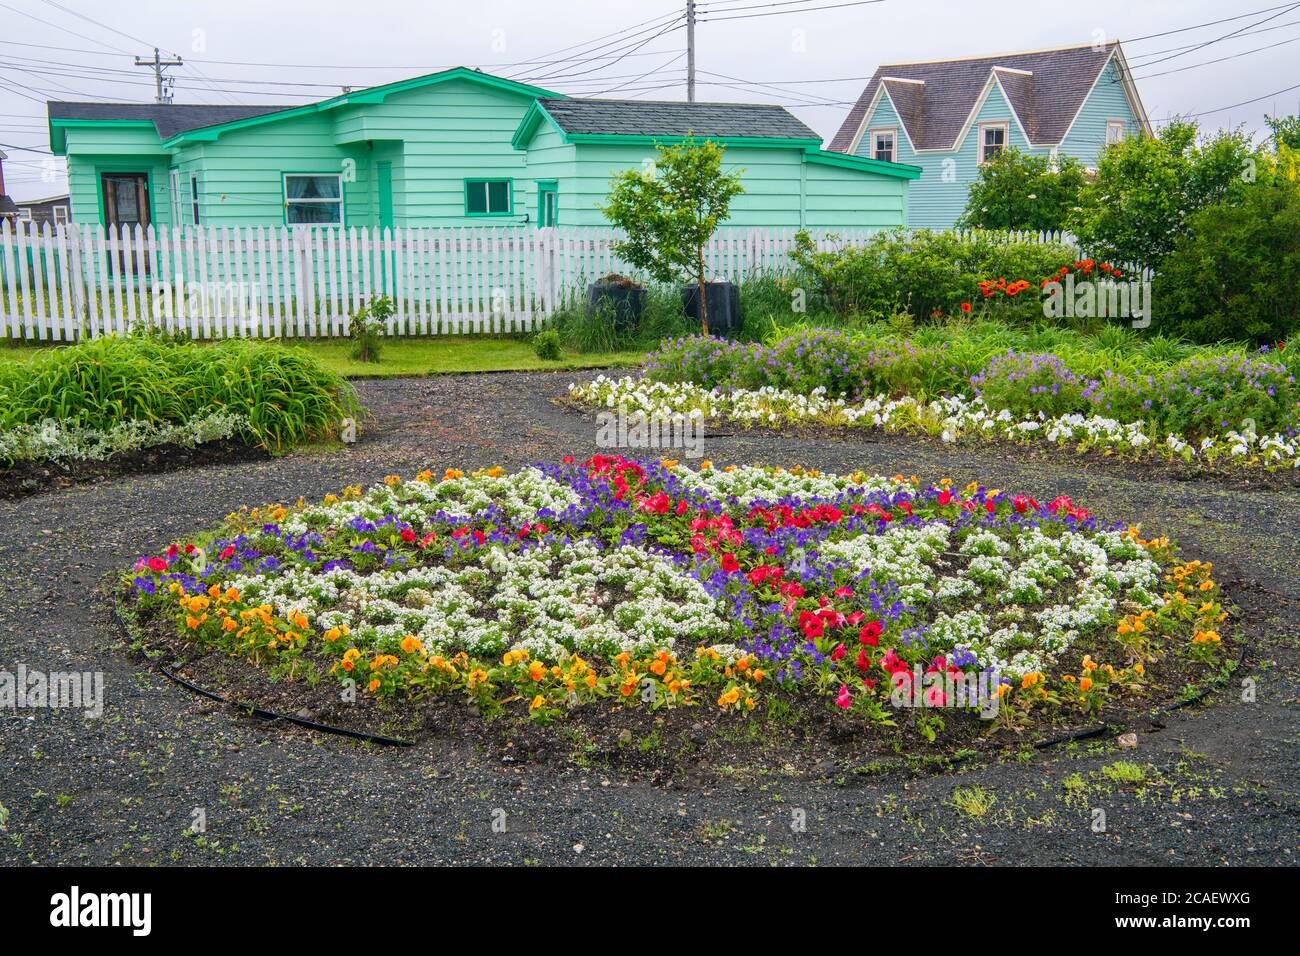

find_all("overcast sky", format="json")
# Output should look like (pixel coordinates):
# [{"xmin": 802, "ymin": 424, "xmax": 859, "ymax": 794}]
[{"xmin": 3, "ymin": 0, "xmax": 1297, "ymax": 199}]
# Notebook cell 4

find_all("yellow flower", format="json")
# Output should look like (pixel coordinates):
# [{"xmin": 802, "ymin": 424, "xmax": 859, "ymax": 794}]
[
  {"xmin": 400, "ymin": 635, "xmax": 424, "ymax": 655},
  {"xmin": 485, "ymin": 466, "xmax": 504, "ymax": 478},
  {"xmin": 528, "ymin": 661, "xmax": 546, "ymax": 682},
  {"xmin": 529, "ymin": 694, "xmax": 546, "ymax": 711},
  {"xmin": 368, "ymin": 679, "xmax": 381, "ymax": 692},
  {"xmin": 700, "ymin": 460, "xmax": 712, "ymax": 470},
  {"xmin": 443, "ymin": 468, "xmax": 463, "ymax": 481},
  {"xmin": 383, "ymin": 475, "xmax": 402, "ymax": 486},
  {"xmin": 1079, "ymin": 677, "xmax": 1093, "ymax": 692}
]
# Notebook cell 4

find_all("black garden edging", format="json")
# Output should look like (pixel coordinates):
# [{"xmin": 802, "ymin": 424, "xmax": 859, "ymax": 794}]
[
  {"xmin": 114, "ymin": 588, "xmax": 1249, "ymax": 763},
  {"xmin": 112, "ymin": 604, "xmax": 413, "ymax": 748}
]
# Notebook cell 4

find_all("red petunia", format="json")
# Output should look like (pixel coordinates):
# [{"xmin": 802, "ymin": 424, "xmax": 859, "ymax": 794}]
[
  {"xmin": 147, "ymin": 556, "xmax": 167, "ymax": 573},
  {"xmin": 720, "ymin": 553, "xmax": 740, "ymax": 573},
  {"xmin": 859, "ymin": 620, "xmax": 882, "ymax": 645}
]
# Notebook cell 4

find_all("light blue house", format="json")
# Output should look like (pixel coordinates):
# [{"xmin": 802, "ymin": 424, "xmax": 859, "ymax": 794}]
[{"xmin": 828, "ymin": 42, "xmax": 1150, "ymax": 229}]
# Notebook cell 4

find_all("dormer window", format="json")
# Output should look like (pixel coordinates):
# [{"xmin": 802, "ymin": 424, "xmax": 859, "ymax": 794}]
[
  {"xmin": 978, "ymin": 122, "xmax": 1008, "ymax": 164},
  {"xmin": 871, "ymin": 128, "xmax": 896, "ymax": 163}
]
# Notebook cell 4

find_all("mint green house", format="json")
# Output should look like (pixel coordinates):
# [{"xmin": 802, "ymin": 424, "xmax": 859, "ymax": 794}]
[
  {"xmin": 46, "ymin": 67, "xmax": 918, "ymax": 235},
  {"xmin": 827, "ymin": 42, "xmax": 1151, "ymax": 229},
  {"xmin": 510, "ymin": 97, "xmax": 918, "ymax": 229}
]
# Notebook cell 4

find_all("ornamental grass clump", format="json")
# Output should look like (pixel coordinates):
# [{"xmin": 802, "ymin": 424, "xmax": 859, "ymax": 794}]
[{"xmin": 0, "ymin": 335, "xmax": 358, "ymax": 453}]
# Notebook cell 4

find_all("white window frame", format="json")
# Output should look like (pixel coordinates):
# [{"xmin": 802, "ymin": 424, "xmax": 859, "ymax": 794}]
[
  {"xmin": 977, "ymin": 122, "xmax": 1009, "ymax": 164},
  {"xmin": 52, "ymin": 205, "xmax": 68, "ymax": 224},
  {"xmin": 17, "ymin": 208, "xmax": 31, "ymax": 222},
  {"xmin": 169, "ymin": 168, "xmax": 182, "ymax": 227},
  {"xmin": 1106, "ymin": 120, "xmax": 1126, "ymax": 145},
  {"xmin": 190, "ymin": 172, "xmax": 201, "ymax": 226},
  {"xmin": 870, "ymin": 128, "xmax": 896, "ymax": 163},
  {"xmin": 283, "ymin": 172, "xmax": 344, "ymax": 227}
]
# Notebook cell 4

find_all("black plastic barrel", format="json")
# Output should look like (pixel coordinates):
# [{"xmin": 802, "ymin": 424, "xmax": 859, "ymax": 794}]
[
  {"xmin": 681, "ymin": 281, "xmax": 740, "ymax": 335},
  {"xmin": 586, "ymin": 279, "xmax": 646, "ymax": 333}
]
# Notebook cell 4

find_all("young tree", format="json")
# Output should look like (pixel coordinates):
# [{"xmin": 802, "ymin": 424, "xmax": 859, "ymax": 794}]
[
  {"xmin": 1070, "ymin": 119, "xmax": 1259, "ymax": 268},
  {"xmin": 958, "ymin": 147, "xmax": 1089, "ymax": 232},
  {"xmin": 603, "ymin": 134, "xmax": 744, "ymax": 334},
  {"xmin": 1266, "ymin": 113, "xmax": 1300, "ymax": 151}
]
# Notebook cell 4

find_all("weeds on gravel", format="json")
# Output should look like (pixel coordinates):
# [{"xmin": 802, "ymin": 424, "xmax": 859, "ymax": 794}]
[{"xmin": 950, "ymin": 786, "xmax": 997, "ymax": 818}]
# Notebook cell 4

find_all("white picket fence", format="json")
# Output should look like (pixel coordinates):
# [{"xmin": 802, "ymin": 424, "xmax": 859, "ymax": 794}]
[{"xmin": 0, "ymin": 222, "xmax": 1141, "ymax": 341}]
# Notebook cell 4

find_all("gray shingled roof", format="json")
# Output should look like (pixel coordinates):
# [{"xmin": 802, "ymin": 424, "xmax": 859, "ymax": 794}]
[
  {"xmin": 0, "ymin": 195, "xmax": 18, "ymax": 216},
  {"xmin": 829, "ymin": 43, "xmax": 1121, "ymax": 153},
  {"xmin": 47, "ymin": 102, "xmax": 296, "ymax": 140},
  {"xmin": 537, "ymin": 97, "xmax": 820, "ymax": 141}
]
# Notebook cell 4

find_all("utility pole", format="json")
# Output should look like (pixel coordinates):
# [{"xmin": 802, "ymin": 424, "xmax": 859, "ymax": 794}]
[
  {"xmin": 686, "ymin": 0, "xmax": 696, "ymax": 102},
  {"xmin": 134, "ymin": 48, "xmax": 183, "ymax": 104}
]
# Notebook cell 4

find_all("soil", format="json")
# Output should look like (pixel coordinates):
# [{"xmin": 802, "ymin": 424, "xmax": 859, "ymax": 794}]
[
  {"xmin": 0, "ymin": 439, "xmax": 270, "ymax": 501},
  {"xmin": 1, "ymin": 370, "xmax": 1296, "ymax": 866}
]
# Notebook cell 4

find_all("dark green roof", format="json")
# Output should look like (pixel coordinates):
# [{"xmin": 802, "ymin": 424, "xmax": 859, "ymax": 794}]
[{"xmin": 534, "ymin": 97, "xmax": 820, "ymax": 141}]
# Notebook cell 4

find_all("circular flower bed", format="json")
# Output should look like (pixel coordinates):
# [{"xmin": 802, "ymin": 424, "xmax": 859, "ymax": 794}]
[{"xmin": 124, "ymin": 458, "xmax": 1230, "ymax": 737}]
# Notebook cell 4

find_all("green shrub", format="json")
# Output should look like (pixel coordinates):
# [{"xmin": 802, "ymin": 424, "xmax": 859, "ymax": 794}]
[
  {"xmin": 790, "ymin": 229, "xmax": 1075, "ymax": 324},
  {"xmin": 532, "ymin": 328, "xmax": 562, "ymax": 360},
  {"xmin": 1071, "ymin": 119, "xmax": 1259, "ymax": 269},
  {"xmin": 959, "ymin": 147, "xmax": 1089, "ymax": 232},
  {"xmin": 1153, "ymin": 178, "xmax": 1300, "ymax": 345},
  {"xmin": 0, "ymin": 335, "xmax": 358, "ymax": 451}
]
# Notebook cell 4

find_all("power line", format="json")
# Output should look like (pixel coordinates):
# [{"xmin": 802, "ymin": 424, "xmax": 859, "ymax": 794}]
[
  {"xmin": 699, "ymin": 0, "xmax": 884, "ymax": 22},
  {"xmin": 1175, "ymin": 79, "xmax": 1300, "ymax": 119},
  {"xmin": 1124, "ymin": 2, "xmax": 1300, "ymax": 44},
  {"xmin": 0, "ymin": 0, "xmax": 131, "ymax": 54},
  {"xmin": 507, "ymin": 8, "xmax": 684, "ymax": 79},
  {"xmin": 592, "ymin": 52, "xmax": 687, "ymax": 96},
  {"xmin": 1131, "ymin": 29, "xmax": 1300, "ymax": 81},
  {"xmin": 1129, "ymin": 2, "xmax": 1300, "ymax": 71},
  {"xmin": 525, "ymin": 16, "xmax": 687, "ymax": 83},
  {"xmin": 37, "ymin": 0, "xmax": 159, "ymax": 51}
]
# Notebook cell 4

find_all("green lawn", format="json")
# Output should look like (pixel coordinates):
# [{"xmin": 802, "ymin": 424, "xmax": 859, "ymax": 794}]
[
  {"xmin": 297, "ymin": 337, "xmax": 643, "ymax": 378},
  {"xmin": 0, "ymin": 335, "xmax": 644, "ymax": 378}
]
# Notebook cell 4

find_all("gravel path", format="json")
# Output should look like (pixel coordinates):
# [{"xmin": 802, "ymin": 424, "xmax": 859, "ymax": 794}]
[{"xmin": 1, "ymin": 371, "xmax": 1296, "ymax": 866}]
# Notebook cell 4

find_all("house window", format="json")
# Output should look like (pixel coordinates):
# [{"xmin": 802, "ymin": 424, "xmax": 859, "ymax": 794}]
[
  {"xmin": 978, "ymin": 123, "xmax": 1008, "ymax": 163},
  {"xmin": 17, "ymin": 208, "xmax": 31, "ymax": 222},
  {"xmin": 465, "ymin": 178, "xmax": 512, "ymax": 216},
  {"xmin": 190, "ymin": 173, "xmax": 201, "ymax": 225},
  {"xmin": 53, "ymin": 206, "xmax": 68, "ymax": 224},
  {"xmin": 871, "ymin": 129, "xmax": 896, "ymax": 163},
  {"xmin": 1106, "ymin": 120, "xmax": 1126, "ymax": 145},
  {"xmin": 284, "ymin": 173, "xmax": 343, "ymax": 225}
]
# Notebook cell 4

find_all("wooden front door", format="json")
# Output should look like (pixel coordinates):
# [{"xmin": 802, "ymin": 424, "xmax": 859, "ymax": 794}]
[{"xmin": 101, "ymin": 172, "xmax": 152, "ymax": 275}]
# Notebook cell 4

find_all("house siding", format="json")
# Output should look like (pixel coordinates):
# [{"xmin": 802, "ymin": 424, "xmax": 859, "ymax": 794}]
[
  {"xmin": 1059, "ymin": 59, "xmax": 1138, "ymax": 167},
  {"xmin": 64, "ymin": 126, "xmax": 175, "ymax": 228},
  {"xmin": 521, "ymin": 123, "xmax": 911, "ymax": 231}
]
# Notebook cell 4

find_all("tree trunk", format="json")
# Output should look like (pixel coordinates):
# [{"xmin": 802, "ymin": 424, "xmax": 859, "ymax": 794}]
[{"xmin": 697, "ymin": 246, "xmax": 708, "ymax": 336}]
